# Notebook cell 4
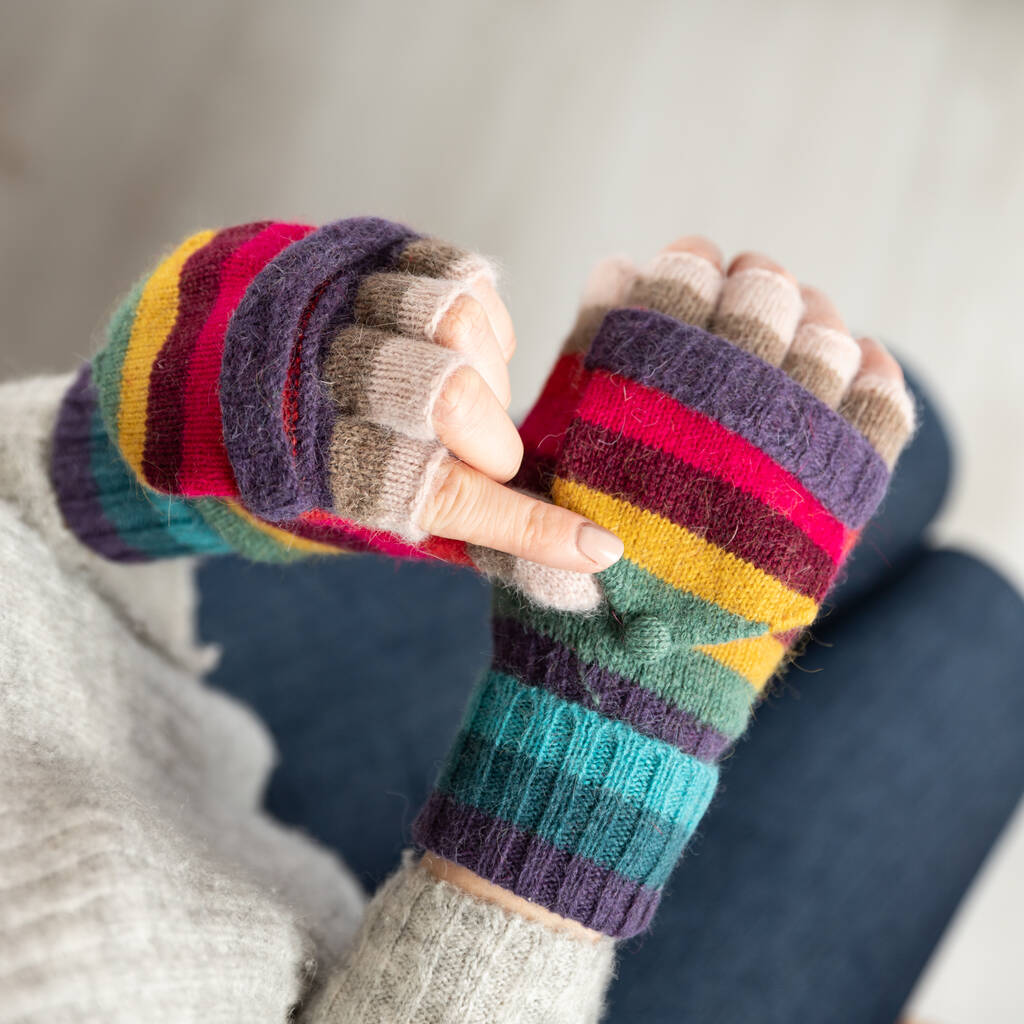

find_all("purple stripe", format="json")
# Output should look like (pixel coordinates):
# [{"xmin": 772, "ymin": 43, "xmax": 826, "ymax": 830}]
[
  {"xmin": 221, "ymin": 217, "xmax": 418, "ymax": 521},
  {"xmin": 413, "ymin": 791, "xmax": 661, "ymax": 938},
  {"xmin": 586, "ymin": 309, "xmax": 889, "ymax": 527},
  {"xmin": 50, "ymin": 365, "xmax": 146, "ymax": 562},
  {"xmin": 492, "ymin": 617, "xmax": 732, "ymax": 762}
]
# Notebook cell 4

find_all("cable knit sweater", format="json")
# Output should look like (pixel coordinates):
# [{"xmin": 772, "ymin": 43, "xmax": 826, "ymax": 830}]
[{"xmin": 0, "ymin": 375, "xmax": 614, "ymax": 1023}]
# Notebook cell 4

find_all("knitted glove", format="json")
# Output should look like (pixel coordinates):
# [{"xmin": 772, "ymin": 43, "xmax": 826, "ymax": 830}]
[
  {"xmin": 413, "ymin": 250, "xmax": 915, "ymax": 937},
  {"xmin": 50, "ymin": 218, "xmax": 500, "ymax": 564}
]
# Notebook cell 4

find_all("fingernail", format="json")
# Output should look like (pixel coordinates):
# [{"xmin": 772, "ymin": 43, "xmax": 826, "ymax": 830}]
[{"xmin": 577, "ymin": 523, "xmax": 625, "ymax": 569}]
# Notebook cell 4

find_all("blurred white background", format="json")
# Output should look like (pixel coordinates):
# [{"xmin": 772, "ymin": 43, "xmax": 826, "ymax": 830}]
[{"xmin": 2, "ymin": 1, "xmax": 1021, "ymax": 1019}]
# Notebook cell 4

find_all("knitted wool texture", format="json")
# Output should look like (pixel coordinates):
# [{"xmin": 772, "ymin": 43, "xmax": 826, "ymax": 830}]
[
  {"xmin": 51, "ymin": 218, "xmax": 491, "ymax": 565},
  {"xmin": 309, "ymin": 854, "xmax": 614, "ymax": 1024},
  {"xmin": 414, "ymin": 302, "xmax": 910, "ymax": 937}
]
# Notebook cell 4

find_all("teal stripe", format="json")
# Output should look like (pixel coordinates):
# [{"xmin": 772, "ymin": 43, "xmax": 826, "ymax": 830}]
[
  {"xmin": 494, "ymin": 565, "xmax": 759, "ymax": 739},
  {"xmin": 88, "ymin": 405, "xmax": 230, "ymax": 558},
  {"xmin": 194, "ymin": 498, "xmax": 311, "ymax": 564},
  {"xmin": 94, "ymin": 277, "xmax": 146, "ymax": 441},
  {"xmin": 437, "ymin": 671, "xmax": 718, "ymax": 887}
]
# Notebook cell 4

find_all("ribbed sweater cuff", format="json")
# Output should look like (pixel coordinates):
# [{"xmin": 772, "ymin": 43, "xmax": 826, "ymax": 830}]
[
  {"xmin": 413, "ymin": 670, "xmax": 719, "ymax": 938},
  {"xmin": 308, "ymin": 854, "xmax": 615, "ymax": 1024}
]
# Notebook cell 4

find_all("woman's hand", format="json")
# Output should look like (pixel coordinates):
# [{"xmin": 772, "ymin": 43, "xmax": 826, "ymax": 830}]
[
  {"xmin": 60, "ymin": 217, "xmax": 624, "ymax": 574},
  {"xmin": 417, "ymin": 279, "xmax": 624, "ymax": 574}
]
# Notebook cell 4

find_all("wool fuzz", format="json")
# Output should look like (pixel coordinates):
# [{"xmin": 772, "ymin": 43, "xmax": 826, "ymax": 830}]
[
  {"xmin": 51, "ymin": 218, "xmax": 496, "ymax": 563},
  {"xmin": 414, "ymin": 280, "xmax": 916, "ymax": 937}
]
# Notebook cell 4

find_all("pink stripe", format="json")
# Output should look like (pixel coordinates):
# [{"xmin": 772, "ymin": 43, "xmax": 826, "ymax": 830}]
[
  {"xmin": 577, "ymin": 370, "xmax": 850, "ymax": 563},
  {"xmin": 298, "ymin": 508, "xmax": 423, "ymax": 557},
  {"xmin": 298, "ymin": 509, "xmax": 472, "ymax": 564},
  {"xmin": 178, "ymin": 222, "xmax": 313, "ymax": 496}
]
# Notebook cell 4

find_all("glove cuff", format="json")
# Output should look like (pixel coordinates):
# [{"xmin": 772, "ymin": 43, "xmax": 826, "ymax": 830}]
[{"xmin": 413, "ymin": 669, "xmax": 718, "ymax": 938}]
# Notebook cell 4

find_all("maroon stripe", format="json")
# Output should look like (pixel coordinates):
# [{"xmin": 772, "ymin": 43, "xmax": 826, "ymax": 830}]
[
  {"xmin": 560, "ymin": 418, "xmax": 837, "ymax": 600},
  {"xmin": 511, "ymin": 450, "xmax": 557, "ymax": 495},
  {"xmin": 142, "ymin": 222, "xmax": 269, "ymax": 492}
]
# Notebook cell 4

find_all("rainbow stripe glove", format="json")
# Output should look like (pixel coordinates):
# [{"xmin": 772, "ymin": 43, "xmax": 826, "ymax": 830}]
[
  {"xmin": 51, "ymin": 218, "xmax": 495, "ymax": 566},
  {"xmin": 414, "ymin": 251, "xmax": 915, "ymax": 937}
]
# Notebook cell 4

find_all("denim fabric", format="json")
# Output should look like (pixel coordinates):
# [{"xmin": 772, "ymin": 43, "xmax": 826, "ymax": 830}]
[{"xmin": 199, "ymin": 374, "xmax": 1023, "ymax": 1021}]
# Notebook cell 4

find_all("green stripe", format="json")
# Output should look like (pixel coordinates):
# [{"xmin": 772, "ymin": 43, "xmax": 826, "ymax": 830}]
[
  {"xmin": 494, "ymin": 562, "xmax": 760, "ymax": 739},
  {"xmin": 193, "ymin": 499, "xmax": 313, "ymax": 563},
  {"xmin": 598, "ymin": 556, "xmax": 765, "ymax": 644},
  {"xmin": 94, "ymin": 276, "xmax": 147, "ymax": 443},
  {"xmin": 438, "ymin": 671, "xmax": 718, "ymax": 886}
]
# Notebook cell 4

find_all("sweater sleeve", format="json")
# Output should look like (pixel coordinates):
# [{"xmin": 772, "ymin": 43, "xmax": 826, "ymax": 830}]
[
  {"xmin": 0, "ymin": 373, "xmax": 212, "ymax": 668},
  {"xmin": 306, "ymin": 854, "xmax": 615, "ymax": 1024}
]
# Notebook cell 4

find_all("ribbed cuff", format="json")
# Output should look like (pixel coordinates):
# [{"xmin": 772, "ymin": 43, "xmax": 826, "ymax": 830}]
[
  {"xmin": 308, "ymin": 854, "xmax": 614, "ymax": 1024},
  {"xmin": 413, "ymin": 670, "xmax": 719, "ymax": 938},
  {"xmin": 51, "ymin": 364, "xmax": 231, "ymax": 562}
]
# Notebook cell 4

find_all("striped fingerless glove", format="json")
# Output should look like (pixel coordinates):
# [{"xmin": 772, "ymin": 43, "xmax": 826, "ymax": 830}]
[
  {"xmin": 413, "ymin": 251, "xmax": 915, "ymax": 937},
  {"xmin": 50, "ymin": 218, "xmax": 496, "ymax": 564}
]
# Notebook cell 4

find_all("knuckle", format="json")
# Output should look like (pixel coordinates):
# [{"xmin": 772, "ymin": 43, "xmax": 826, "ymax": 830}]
[
  {"xmin": 518, "ymin": 500, "xmax": 565, "ymax": 556},
  {"xmin": 437, "ymin": 366, "xmax": 488, "ymax": 433},
  {"xmin": 423, "ymin": 460, "xmax": 478, "ymax": 534},
  {"xmin": 440, "ymin": 294, "xmax": 489, "ymax": 352}
]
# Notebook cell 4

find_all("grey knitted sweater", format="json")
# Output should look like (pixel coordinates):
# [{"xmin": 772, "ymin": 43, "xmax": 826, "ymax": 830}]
[{"xmin": 0, "ymin": 375, "xmax": 614, "ymax": 1023}]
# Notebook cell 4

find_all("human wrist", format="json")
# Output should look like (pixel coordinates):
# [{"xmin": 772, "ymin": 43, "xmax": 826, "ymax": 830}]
[{"xmin": 420, "ymin": 852, "xmax": 604, "ymax": 944}]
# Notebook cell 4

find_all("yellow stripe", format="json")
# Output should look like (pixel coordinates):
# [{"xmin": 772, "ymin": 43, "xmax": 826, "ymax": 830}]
[
  {"xmin": 117, "ymin": 230, "xmax": 216, "ymax": 477},
  {"xmin": 552, "ymin": 478, "xmax": 819, "ymax": 633},
  {"xmin": 225, "ymin": 502, "xmax": 345, "ymax": 556},
  {"xmin": 698, "ymin": 634, "xmax": 786, "ymax": 691}
]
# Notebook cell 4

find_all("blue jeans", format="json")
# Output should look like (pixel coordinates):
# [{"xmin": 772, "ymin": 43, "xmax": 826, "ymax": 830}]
[{"xmin": 199, "ymin": 375, "xmax": 1024, "ymax": 1023}]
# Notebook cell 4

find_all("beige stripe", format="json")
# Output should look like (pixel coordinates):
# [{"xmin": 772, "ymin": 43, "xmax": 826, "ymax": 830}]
[
  {"xmin": 323, "ymin": 325, "xmax": 386, "ymax": 415},
  {"xmin": 783, "ymin": 323, "xmax": 861, "ymax": 405},
  {"xmin": 563, "ymin": 304, "xmax": 613, "ymax": 355},
  {"xmin": 511, "ymin": 560, "xmax": 603, "ymax": 613},
  {"xmin": 326, "ymin": 326, "xmax": 462, "ymax": 439},
  {"xmin": 626, "ymin": 251, "xmax": 723, "ymax": 327},
  {"xmin": 329, "ymin": 420, "xmax": 397, "ymax": 523},
  {"xmin": 329, "ymin": 421, "xmax": 443, "ymax": 539},
  {"xmin": 356, "ymin": 273, "xmax": 470, "ymax": 340},
  {"xmin": 711, "ymin": 268, "xmax": 803, "ymax": 365},
  {"xmin": 561, "ymin": 256, "xmax": 637, "ymax": 355},
  {"xmin": 467, "ymin": 545, "xmax": 604, "ymax": 613},
  {"xmin": 711, "ymin": 312, "xmax": 791, "ymax": 364},
  {"xmin": 839, "ymin": 373, "xmax": 916, "ymax": 467},
  {"xmin": 364, "ymin": 337, "xmax": 463, "ymax": 439},
  {"xmin": 397, "ymin": 237, "xmax": 496, "ymax": 285},
  {"xmin": 787, "ymin": 323, "xmax": 862, "ymax": 379},
  {"xmin": 781, "ymin": 350, "xmax": 848, "ymax": 407}
]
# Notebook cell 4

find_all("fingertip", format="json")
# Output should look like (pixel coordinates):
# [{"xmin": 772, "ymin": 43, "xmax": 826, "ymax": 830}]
[
  {"xmin": 576, "ymin": 522, "xmax": 625, "ymax": 570},
  {"xmin": 856, "ymin": 337, "xmax": 904, "ymax": 382},
  {"xmin": 727, "ymin": 251, "xmax": 798, "ymax": 284},
  {"xmin": 663, "ymin": 235, "xmax": 724, "ymax": 271}
]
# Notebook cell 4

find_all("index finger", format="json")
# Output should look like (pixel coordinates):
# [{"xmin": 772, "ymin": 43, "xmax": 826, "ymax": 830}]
[
  {"xmin": 471, "ymin": 278, "xmax": 516, "ymax": 361},
  {"xmin": 419, "ymin": 460, "xmax": 624, "ymax": 574}
]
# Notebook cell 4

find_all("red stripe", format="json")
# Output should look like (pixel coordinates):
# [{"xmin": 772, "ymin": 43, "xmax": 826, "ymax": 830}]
[
  {"xmin": 178, "ymin": 222, "xmax": 314, "ymax": 496},
  {"xmin": 514, "ymin": 351, "xmax": 587, "ymax": 494},
  {"xmin": 291, "ymin": 509, "xmax": 473, "ymax": 566},
  {"xmin": 577, "ymin": 370, "xmax": 850, "ymax": 563},
  {"xmin": 519, "ymin": 351, "xmax": 588, "ymax": 458},
  {"xmin": 559, "ymin": 419, "xmax": 837, "ymax": 599},
  {"xmin": 142, "ymin": 224, "xmax": 269, "ymax": 493}
]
